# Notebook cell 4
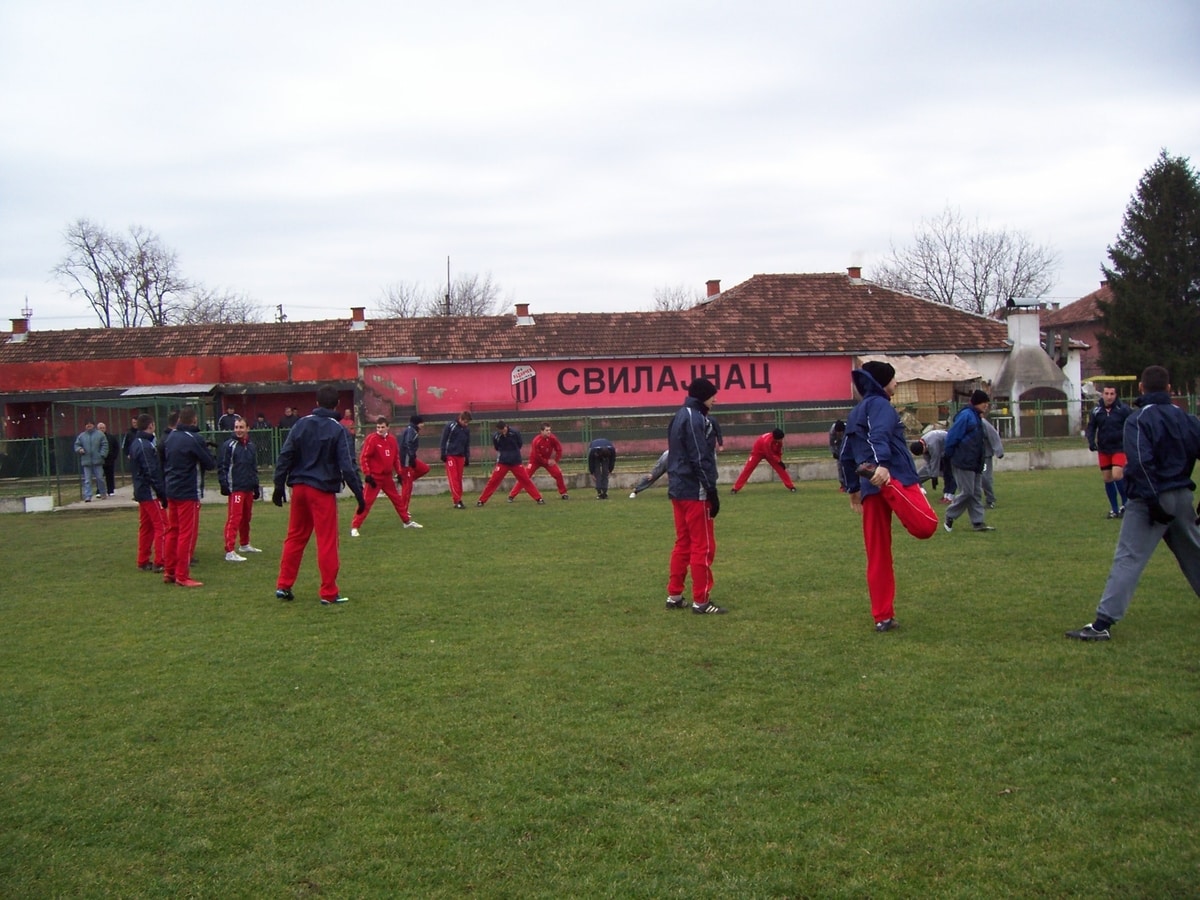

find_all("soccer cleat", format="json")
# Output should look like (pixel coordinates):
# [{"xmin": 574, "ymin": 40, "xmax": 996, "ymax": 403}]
[
  {"xmin": 237, "ymin": 544, "xmax": 262, "ymax": 553},
  {"xmin": 1106, "ymin": 510, "xmax": 1121, "ymax": 519},
  {"xmin": 320, "ymin": 596, "xmax": 348, "ymax": 605},
  {"xmin": 665, "ymin": 595, "xmax": 687, "ymax": 609},
  {"xmin": 507, "ymin": 496, "xmax": 515, "ymax": 503},
  {"xmin": 138, "ymin": 562, "xmax": 156, "ymax": 572},
  {"xmin": 972, "ymin": 524, "xmax": 995, "ymax": 532},
  {"xmin": 1065, "ymin": 623, "xmax": 1110, "ymax": 641},
  {"xmin": 561, "ymin": 493, "xmax": 569, "ymax": 500},
  {"xmin": 536, "ymin": 498, "xmax": 546, "ymax": 504},
  {"xmin": 454, "ymin": 501, "xmax": 465, "ymax": 509},
  {"xmin": 275, "ymin": 588, "xmax": 294, "ymax": 602},
  {"xmin": 789, "ymin": 487, "xmax": 797, "ymax": 493},
  {"xmin": 943, "ymin": 518, "xmax": 954, "ymax": 533},
  {"xmin": 225, "ymin": 550, "xmax": 247, "ymax": 562},
  {"xmin": 692, "ymin": 602, "xmax": 728, "ymax": 614},
  {"xmin": 875, "ymin": 618, "xmax": 899, "ymax": 633},
  {"xmin": 1118, "ymin": 506, "xmax": 1126, "ymax": 518},
  {"xmin": 629, "ymin": 492, "xmax": 638, "ymax": 499},
  {"xmin": 476, "ymin": 500, "xmax": 484, "ymax": 507},
  {"xmin": 730, "ymin": 488, "xmax": 738, "ymax": 494},
  {"xmin": 404, "ymin": 520, "xmax": 423, "ymax": 529},
  {"xmin": 175, "ymin": 578, "xmax": 204, "ymax": 588},
  {"xmin": 350, "ymin": 528, "xmax": 360, "ymax": 537}
]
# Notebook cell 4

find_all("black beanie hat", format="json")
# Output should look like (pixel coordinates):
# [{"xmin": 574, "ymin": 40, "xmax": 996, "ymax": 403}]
[
  {"xmin": 862, "ymin": 360, "xmax": 896, "ymax": 387},
  {"xmin": 687, "ymin": 378, "xmax": 718, "ymax": 403},
  {"xmin": 971, "ymin": 389, "xmax": 990, "ymax": 405}
]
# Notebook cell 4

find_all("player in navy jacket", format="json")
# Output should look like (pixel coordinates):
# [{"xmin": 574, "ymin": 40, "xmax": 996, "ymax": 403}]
[{"xmin": 218, "ymin": 416, "xmax": 262, "ymax": 561}]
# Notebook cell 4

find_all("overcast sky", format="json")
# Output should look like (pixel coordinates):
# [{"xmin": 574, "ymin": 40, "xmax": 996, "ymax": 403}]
[{"xmin": 2, "ymin": 1, "xmax": 1198, "ymax": 330}]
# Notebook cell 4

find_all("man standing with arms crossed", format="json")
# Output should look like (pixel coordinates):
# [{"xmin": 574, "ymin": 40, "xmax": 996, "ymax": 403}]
[
  {"xmin": 273, "ymin": 386, "xmax": 365, "ymax": 605},
  {"xmin": 665, "ymin": 378, "xmax": 724, "ymax": 614}
]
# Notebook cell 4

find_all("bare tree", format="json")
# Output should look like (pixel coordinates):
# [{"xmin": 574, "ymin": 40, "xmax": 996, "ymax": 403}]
[
  {"xmin": 129, "ymin": 226, "xmax": 189, "ymax": 325},
  {"xmin": 652, "ymin": 283, "xmax": 703, "ymax": 311},
  {"xmin": 422, "ymin": 271, "xmax": 506, "ymax": 317},
  {"xmin": 873, "ymin": 206, "xmax": 1058, "ymax": 315},
  {"xmin": 54, "ymin": 219, "xmax": 198, "ymax": 326},
  {"xmin": 176, "ymin": 286, "xmax": 263, "ymax": 325},
  {"xmin": 376, "ymin": 281, "xmax": 429, "ymax": 318},
  {"xmin": 52, "ymin": 218, "xmax": 130, "ymax": 327}
]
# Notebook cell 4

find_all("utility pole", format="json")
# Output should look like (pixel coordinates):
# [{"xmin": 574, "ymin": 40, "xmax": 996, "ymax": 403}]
[{"xmin": 445, "ymin": 256, "xmax": 451, "ymax": 317}]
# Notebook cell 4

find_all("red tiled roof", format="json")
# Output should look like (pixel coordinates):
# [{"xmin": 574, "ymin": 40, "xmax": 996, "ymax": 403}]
[
  {"xmin": 1042, "ymin": 283, "xmax": 1111, "ymax": 328},
  {"xmin": 0, "ymin": 272, "xmax": 1009, "ymax": 365}
]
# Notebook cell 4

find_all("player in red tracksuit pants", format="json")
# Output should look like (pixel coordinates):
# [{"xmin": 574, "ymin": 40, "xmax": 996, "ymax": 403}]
[
  {"xmin": 162, "ymin": 406, "xmax": 216, "ymax": 588},
  {"xmin": 219, "ymin": 417, "xmax": 262, "ymax": 559},
  {"xmin": 509, "ymin": 423, "xmax": 569, "ymax": 500},
  {"xmin": 731, "ymin": 429, "xmax": 796, "ymax": 492},
  {"xmin": 478, "ymin": 422, "xmax": 544, "ymax": 505},
  {"xmin": 397, "ymin": 415, "xmax": 429, "ymax": 527},
  {"xmin": 351, "ymin": 416, "xmax": 405, "ymax": 534}
]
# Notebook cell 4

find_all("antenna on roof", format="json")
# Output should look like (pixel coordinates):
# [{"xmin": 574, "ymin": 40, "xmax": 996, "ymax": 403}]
[
  {"xmin": 275, "ymin": 304, "xmax": 287, "ymax": 323},
  {"xmin": 21, "ymin": 297, "xmax": 32, "ymax": 319},
  {"xmin": 445, "ymin": 255, "xmax": 451, "ymax": 317}
]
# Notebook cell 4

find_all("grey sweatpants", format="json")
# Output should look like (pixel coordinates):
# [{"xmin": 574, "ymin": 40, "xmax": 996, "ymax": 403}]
[
  {"xmin": 945, "ymin": 468, "xmax": 986, "ymax": 527},
  {"xmin": 1096, "ymin": 490, "xmax": 1200, "ymax": 624}
]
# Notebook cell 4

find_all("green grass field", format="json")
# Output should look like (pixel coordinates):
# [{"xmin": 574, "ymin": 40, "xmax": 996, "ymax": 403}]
[{"xmin": 2, "ymin": 468, "xmax": 1197, "ymax": 897}]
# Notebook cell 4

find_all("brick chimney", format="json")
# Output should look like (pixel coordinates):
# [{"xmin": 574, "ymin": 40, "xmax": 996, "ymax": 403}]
[
  {"xmin": 847, "ymin": 266, "xmax": 863, "ymax": 283},
  {"xmin": 706, "ymin": 279, "xmax": 721, "ymax": 297},
  {"xmin": 350, "ymin": 307, "xmax": 366, "ymax": 331},
  {"xmin": 8, "ymin": 316, "xmax": 29, "ymax": 343},
  {"xmin": 515, "ymin": 303, "xmax": 534, "ymax": 326}
]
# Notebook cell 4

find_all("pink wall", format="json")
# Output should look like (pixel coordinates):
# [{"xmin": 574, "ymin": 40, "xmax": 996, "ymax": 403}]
[{"xmin": 364, "ymin": 356, "xmax": 853, "ymax": 416}]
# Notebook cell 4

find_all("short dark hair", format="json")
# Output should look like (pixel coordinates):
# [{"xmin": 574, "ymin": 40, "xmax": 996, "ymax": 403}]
[
  {"xmin": 458, "ymin": 411, "xmax": 473, "ymax": 423},
  {"xmin": 410, "ymin": 415, "xmax": 424, "ymax": 426},
  {"xmin": 1141, "ymin": 365, "xmax": 1169, "ymax": 393},
  {"xmin": 909, "ymin": 440, "xmax": 925, "ymax": 455},
  {"xmin": 375, "ymin": 416, "xmax": 389, "ymax": 426},
  {"xmin": 177, "ymin": 406, "xmax": 197, "ymax": 426},
  {"xmin": 136, "ymin": 413, "xmax": 153, "ymax": 430},
  {"xmin": 316, "ymin": 385, "xmax": 340, "ymax": 410},
  {"xmin": 771, "ymin": 428, "xmax": 785, "ymax": 440}
]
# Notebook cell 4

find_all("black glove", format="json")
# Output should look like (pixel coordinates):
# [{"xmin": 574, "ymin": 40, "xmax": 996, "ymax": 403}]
[
  {"xmin": 1088, "ymin": 444, "xmax": 1097, "ymax": 453},
  {"xmin": 272, "ymin": 485, "xmax": 286, "ymax": 507},
  {"xmin": 440, "ymin": 454, "xmax": 447, "ymax": 463},
  {"xmin": 1148, "ymin": 501, "xmax": 1175, "ymax": 525},
  {"xmin": 253, "ymin": 486, "xmax": 262, "ymax": 501},
  {"xmin": 707, "ymin": 492, "xmax": 720, "ymax": 519},
  {"xmin": 355, "ymin": 494, "xmax": 366, "ymax": 515},
  {"xmin": 220, "ymin": 486, "xmax": 231, "ymax": 497},
  {"xmin": 365, "ymin": 474, "xmax": 376, "ymax": 488}
]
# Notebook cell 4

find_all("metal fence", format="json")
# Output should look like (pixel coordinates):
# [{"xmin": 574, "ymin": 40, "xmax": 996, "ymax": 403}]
[{"xmin": 4, "ymin": 396, "xmax": 1194, "ymax": 507}]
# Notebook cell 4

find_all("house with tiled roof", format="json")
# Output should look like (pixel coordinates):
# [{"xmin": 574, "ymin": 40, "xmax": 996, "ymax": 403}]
[
  {"xmin": 1, "ymin": 269, "xmax": 1079, "ymax": 440},
  {"xmin": 1042, "ymin": 281, "xmax": 1110, "ymax": 381}
]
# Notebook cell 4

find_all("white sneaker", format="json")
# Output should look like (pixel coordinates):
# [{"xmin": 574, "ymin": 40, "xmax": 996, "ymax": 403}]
[
  {"xmin": 350, "ymin": 528, "xmax": 360, "ymax": 537},
  {"xmin": 237, "ymin": 544, "xmax": 262, "ymax": 553},
  {"xmin": 629, "ymin": 492, "xmax": 638, "ymax": 499},
  {"xmin": 404, "ymin": 520, "xmax": 423, "ymax": 529},
  {"xmin": 225, "ymin": 551, "xmax": 247, "ymax": 562}
]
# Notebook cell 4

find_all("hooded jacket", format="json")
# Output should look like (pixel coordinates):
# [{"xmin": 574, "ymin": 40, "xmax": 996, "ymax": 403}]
[
  {"xmin": 1122, "ymin": 391, "xmax": 1200, "ymax": 501},
  {"xmin": 667, "ymin": 396, "xmax": 718, "ymax": 501},
  {"xmin": 839, "ymin": 368, "xmax": 921, "ymax": 497},
  {"xmin": 945, "ymin": 405, "xmax": 986, "ymax": 473}
]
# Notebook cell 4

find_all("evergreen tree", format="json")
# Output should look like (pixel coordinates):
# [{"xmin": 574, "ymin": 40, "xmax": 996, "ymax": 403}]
[{"xmin": 1099, "ymin": 150, "xmax": 1200, "ymax": 392}]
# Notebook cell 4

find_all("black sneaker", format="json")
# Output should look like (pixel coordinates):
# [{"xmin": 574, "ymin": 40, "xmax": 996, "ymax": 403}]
[
  {"xmin": 972, "ymin": 524, "xmax": 995, "ymax": 532},
  {"xmin": 275, "ymin": 588, "xmax": 294, "ymax": 602},
  {"xmin": 320, "ymin": 596, "xmax": 348, "ymax": 606},
  {"xmin": 560, "ymin": 494, "xmax": 569, "ymax": 500},
  {"xmin": 454, "ymin": 501, "xmax": 465, "ymax": 509},
  {"xmin": 1118, "ymin": 506, "xmax": 1126, "ymax": 518},
  {"xmin": 692, "ymin": 602, "xmax": 727, "ymax": 614},
  {"xmin": 1065, "ymin": 623, "xmax": 1110, "ymax": 641},
  {"xmin": 138, "ymin": 562, "xmax": 156, "ymax": 572},
  {"xmin": 789, "ymin": 487, "xmax": 797, "ymax": 493},
  {"xmin": 943, "ymin": 518, "xmax": 954, "ymax": 533},
  {"xmin": 665, "ymin": 596, "xmax": 687, "ymax": 609},
  {"xmin": 1106, "ymin": 510, "xmax": 1121, "ymax": 519},
  {"xmin": 875, "ymin": 618, "xmax": 899, "ymax": 632},
  {"xmin": 476, "ymin": 500, "xmax": 484, "ymax": 507},
  {"xmin": 536, "ymin": 498, "xmax": 546, "ymax": 504},
  {"xmin": 507, "ymin": 496, "xmax": 515, "ymax": 503}
]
